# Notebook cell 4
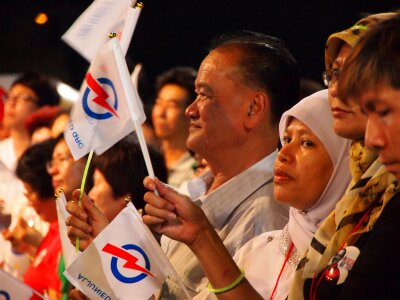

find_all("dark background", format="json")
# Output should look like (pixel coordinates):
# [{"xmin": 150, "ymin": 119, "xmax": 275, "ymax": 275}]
[{"xmin": 1, "ymin": 0, "xmax": 399, "ymax": 102}]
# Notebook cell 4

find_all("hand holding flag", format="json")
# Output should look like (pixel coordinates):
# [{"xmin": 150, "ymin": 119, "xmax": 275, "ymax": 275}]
[
  {"xmin": 64, "ymin": 202, "xmax": 188, "ymax": 299},
  {"xmin": 65, "ymin": 190, "xmax": 110, "ymax": 252}
]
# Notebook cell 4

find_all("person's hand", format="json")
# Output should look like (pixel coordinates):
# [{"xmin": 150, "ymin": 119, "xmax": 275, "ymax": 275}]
[
  {"xmin": 2, "ymin": 217, "xmax": 40, "ymax": 256},
  {"xmin": 142, "ymin": 177, "xmax": 210, "ymax": 247},
  {"xmin": 69, "ymin": 288, "xmax": 89, "ymax": 300},
  {"xmin": 66, "ymin": 189, "xmax": 109, "ymax": 251}
]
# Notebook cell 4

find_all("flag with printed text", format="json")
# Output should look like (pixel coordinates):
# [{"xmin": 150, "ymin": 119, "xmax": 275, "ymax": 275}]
[
  {"xmin": 62, "ymin": 0, "xmax": 142, "ymax": 62},
  {"xmin": 64, "ymin": 38, "xmax": 146, "ymax": 160},
  {"xmin": 64, "ymin": 202, "xmax": 176, "ymax": 300},
  {"xmin": 0, "ymin": 269, "xmax": 34, "ymax": 300},
  {"xmin": 55, "ymin": 192, "xmax": 79, "ymax": 268}
]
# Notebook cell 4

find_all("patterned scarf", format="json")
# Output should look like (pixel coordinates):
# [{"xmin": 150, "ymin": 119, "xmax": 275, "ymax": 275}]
[{"xmin": 289, "ymin": 140, "xmax": 399, "ymax": 299}]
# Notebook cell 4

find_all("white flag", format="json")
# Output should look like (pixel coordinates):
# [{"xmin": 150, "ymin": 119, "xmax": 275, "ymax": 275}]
[
  {"xmin": 62, "ymin": 0, "xmax": 142, "ymax": 62},
  {"xmin": 64, "ymin": 38, "xmax": 146, "ymax": 160},
  {"xmin": 64, "ymin": 203, "xmax": 178, "ymax": 300},
  {"xmin": 55, "ymin": 192, "xmax": 79, "ymax": 268},
  {"xmin": 0, "ymin": 269, "xmax": 34, "ymax": 300}
]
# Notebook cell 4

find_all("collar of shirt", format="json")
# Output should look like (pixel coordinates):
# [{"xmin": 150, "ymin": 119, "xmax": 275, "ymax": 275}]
[{"xmin": 187, "ymin": 150, "xmax": 277, "ymax": 230}]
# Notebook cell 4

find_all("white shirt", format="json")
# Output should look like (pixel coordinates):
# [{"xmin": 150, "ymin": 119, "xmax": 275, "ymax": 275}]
[
  {"xmin": 167, "ymin": 151, "xmax": 196, "ymax": 189},
  {"xmin": 159, "ymin": 151, "xmax": 289, "ymax": 299}
]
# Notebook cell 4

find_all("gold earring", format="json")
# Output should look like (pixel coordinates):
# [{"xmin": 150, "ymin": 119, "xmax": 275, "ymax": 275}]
[{"xmin": 124, "ymin": 195, "xmax": 131, "ymax": 204}]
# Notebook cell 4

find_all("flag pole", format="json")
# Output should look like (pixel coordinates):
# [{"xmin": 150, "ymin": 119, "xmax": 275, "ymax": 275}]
[
  {"xmin": 110, "ymin": 35, "xmax": 156, "ymax": 181},
  {"xmin": 111, "ymin": 35, "xmax": 191, "ymax": 299},
  {"xmin": 120, "ymin": 1, "xmax": 143, "ymax": 54}
]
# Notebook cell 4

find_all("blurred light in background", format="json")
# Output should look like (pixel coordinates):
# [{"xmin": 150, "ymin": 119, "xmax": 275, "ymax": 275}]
[
  {"xmin": 34, "ymin": 13, "xmax": 48, "ymax": 25},
  {"xmin": 56, "ymin": 82, "xmax": 79, "ymax": 103}
]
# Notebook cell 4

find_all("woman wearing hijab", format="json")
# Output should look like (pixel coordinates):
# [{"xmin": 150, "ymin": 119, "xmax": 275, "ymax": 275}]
[{"xmin": 215, "ymin": 90, "xmax": 350, "ymax": 299}]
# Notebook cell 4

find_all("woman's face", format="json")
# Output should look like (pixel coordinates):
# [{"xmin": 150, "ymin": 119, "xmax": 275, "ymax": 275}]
[
  {"xmin": 274, "ymin": 118, "xmax": 333, "ymax": 210},
  {"xmin": 89, "ymin": 169, "xmax": 126, "ymax": 221},
  {"xmin": 47, "ymin": 139, "xmax": 85, "ymax": 198},
  {"xmin": 329, "ymin": 43, "xmax": 367, "ymax": 140}
]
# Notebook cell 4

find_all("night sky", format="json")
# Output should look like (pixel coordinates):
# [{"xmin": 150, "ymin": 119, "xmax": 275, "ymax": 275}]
[{"xmin": 1, "ymin": 0, "xmax": 398, "ymax": 103}]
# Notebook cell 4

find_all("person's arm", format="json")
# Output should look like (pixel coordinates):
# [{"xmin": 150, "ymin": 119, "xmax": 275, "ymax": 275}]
[
  {"xmin": 65, "ymin": 189, "xmax": 110, "ymax": 251},
  {"xmin": 143, "ymin": 177, "xmax": 263, "ymax": 300}
]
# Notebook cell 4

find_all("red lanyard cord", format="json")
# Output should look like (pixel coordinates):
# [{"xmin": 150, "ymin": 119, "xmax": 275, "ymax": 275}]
[
  {"xmin": 310, "ymin": 206, "xmax": 373, "ymax": 300},
  {"xmin": 270, "ymin": 242, "xmax": 294, "ymax": 300}
]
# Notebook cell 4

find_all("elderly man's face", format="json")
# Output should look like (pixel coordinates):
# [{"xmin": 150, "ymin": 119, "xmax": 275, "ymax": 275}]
[{"xmin": 185, "ymin": 47, "xmax": 255, "ymax": 160}]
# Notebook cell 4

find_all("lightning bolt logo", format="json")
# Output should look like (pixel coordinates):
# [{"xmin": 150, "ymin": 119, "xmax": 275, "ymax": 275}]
[
  {"xmin": 85, "ymin": 73, "xmax": 119, "ymax": 118},
  {"xmin": 102, "ymin": 243, "xmax": 155, "ymax": 278}
]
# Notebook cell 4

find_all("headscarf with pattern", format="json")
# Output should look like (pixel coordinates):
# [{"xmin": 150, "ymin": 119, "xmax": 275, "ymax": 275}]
[{"xmin": 324, "ymin": 12, "xmax": 396, "ymax": 70}]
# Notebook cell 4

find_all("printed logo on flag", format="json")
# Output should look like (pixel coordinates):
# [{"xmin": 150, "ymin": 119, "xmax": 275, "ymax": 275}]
[
  {"xmin": 83, "ymin": 73, "xmax": 119, "ymax": 120},
  {"xmin": 0, "ymin": 290, "xmax": 10, "ymax": 300},
  {"xmin": 102, "ymin": 243, "xmax": 155, "ymax": 284}
]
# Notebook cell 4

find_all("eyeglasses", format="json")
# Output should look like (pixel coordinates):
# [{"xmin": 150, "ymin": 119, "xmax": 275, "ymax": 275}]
[
  {"xmin": 4, "ymin": 93, "xmax": 38, "ymax": 106},
  {"xmin": 46, "ymin": 156, "xmax": 73, "ymax": 172},
  {"xmin": 322, "ymin": 69, "xmax": 340, "ymax": 87}
]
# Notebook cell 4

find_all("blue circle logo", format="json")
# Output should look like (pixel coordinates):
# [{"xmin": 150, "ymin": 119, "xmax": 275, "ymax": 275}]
[
  {"xmin": 0, "ymin": 291, "xmax": 10, "ymax": 300},
  {"xmin": 108, "ymin": 244, "xmax": 153, "ymax": 284},
  {"xmin": 82, "ymin": 77, "xmax": 118, "ymax": 120}
]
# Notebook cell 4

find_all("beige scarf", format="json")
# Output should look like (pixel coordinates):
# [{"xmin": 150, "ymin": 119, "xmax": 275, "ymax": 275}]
[{"xmin": 289, "ymin": 140, "xmax": 399, "ymax": 299}]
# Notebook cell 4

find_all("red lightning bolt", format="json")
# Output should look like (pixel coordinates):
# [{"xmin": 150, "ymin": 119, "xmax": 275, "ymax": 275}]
[
  {"xmin": 85, "ymin": 72, "xmax": 119, "ymax": 118},
  {"xmin": 102, "ymin": 243, "xmax": 155, "ymax": 278}
]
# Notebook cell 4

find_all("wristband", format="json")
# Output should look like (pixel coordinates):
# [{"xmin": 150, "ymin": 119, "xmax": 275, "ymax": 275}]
[{"xmin": 207, "ymin": 268, "xmax": 245, "ymax": 294}]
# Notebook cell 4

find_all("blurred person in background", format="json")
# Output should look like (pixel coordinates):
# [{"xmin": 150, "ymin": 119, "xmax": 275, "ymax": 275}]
[
  {"xmin": 152, "ymin": 67, "xmax": 197, "ymax": 189},
  {"xmin": 5, "ymin": 140, "xmax": 65, "ymax": 299},
  {"xmin": 0, "ymin": 72, "xmax": 60, "ymax": 269}
]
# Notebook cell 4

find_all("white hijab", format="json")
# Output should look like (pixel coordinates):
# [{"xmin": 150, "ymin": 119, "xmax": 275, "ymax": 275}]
[{"xmin": 279, "ymin": 89, "xmax": 351, "ymax": 254}]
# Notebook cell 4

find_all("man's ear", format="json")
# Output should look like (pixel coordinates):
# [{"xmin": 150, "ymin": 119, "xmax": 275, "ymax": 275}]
[{"xmin": 244, "ymin": 92, "xmax": 270, "ymax": 129}]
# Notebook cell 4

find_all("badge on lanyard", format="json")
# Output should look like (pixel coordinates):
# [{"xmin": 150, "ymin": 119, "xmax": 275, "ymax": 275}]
[{"xmin": 325, "ymin": 246, "xmax": 360, "ymax": 285}]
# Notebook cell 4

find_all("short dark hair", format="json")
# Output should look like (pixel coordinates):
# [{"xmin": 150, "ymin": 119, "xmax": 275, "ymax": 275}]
[
  {"xmin": 16, "ymin": 139, "xmax": 55, "ymax": 199},
  {"xmin": 92, "ymin": 134, "xmax": 167, "ymax": 210},
  {"xmin": 155, "ymin": 67, "xmax": 197, "ymax": 107},
  {"xmin": 11, "ymin": 72, "xmax": 60, "ymax": 107},
  {"xmin": 209, "ymin": 30, "xmax": 300, "ymax": 124},
  {"xmin": 338, "ymin": 13, "xmax": 400, "ymax": 101}
]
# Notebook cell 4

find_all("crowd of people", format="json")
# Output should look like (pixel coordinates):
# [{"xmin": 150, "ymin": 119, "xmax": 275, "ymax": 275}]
[{"xmin": 0, "ymin": 10, "xmax": 399, "ymax": 300}]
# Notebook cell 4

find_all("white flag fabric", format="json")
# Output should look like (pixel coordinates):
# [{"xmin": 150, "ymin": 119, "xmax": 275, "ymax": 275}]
[
  {"xmin": 55, "ymin": 192, "xmax": 79, "ymax": 269},
  {"xmin": 64, "ymin": 38, "xmax": 146, "ymax": 160},
  {"xmin": 64, "ymin": 203, "xmax": 177, "ymax": 300},
  {"xmin": 62, "ymin": 0, "xmax": 140, "ymax": 62},
  {"xmin": 0, "ymin": 269, "xmax": 34, "ymax": 300}
]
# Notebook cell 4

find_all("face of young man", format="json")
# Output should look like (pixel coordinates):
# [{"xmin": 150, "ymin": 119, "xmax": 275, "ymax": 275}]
[
  {"xmin": 3, "ymin": 84, "xmax": 38, "ymax": 129},
  {"xmin": 152, "ymin": 83, "xmax": 190, "ymax": 142},
  {"xmin": 361, "ymin": 84, "xmax": 400, "ymax": 180}
]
